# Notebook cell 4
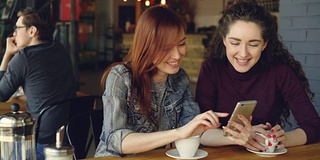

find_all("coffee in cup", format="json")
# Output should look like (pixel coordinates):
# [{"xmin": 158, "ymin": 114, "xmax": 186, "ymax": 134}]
[
  {"xmin": 174, "ymin": 135, "xmax": 200, "ymax": 158},
  {"xmin": 256, "ymin": 131, "xmax": 278, "ymax": 153}
]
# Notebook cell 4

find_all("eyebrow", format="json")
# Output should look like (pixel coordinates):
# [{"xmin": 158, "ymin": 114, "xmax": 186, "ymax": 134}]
[
  {"xmin": 228, "ymin": 37, "xmax": 262, "ymax": 42},
  {"xmin": 179, "ymin": 37, "xmax": 186, "ymax": 42}
]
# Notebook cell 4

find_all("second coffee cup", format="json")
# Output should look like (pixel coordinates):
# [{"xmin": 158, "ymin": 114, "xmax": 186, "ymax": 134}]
[{"xmin": 174, "ymin": 135, "xmax": 200, "ymax": 158}]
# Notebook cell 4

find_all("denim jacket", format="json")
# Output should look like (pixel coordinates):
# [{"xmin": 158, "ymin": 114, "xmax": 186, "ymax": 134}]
[{"xmin": 95, "ymin": 64, "xmax": 200, "ymax": 157}]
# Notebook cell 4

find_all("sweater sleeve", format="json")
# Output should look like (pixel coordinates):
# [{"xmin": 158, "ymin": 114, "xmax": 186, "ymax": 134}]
[
  {"xmin": 278, "ymin": 66, "xmax": 320, "ymax": 144},
  {"xmin": 0, "ymin": 53, "xmax": 26, "ymax": 101}
]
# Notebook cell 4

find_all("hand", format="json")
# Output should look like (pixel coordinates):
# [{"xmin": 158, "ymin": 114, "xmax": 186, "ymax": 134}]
[
  {"xmin": 270, "ymin": 125, "xmax": 286, "ymax": 149},
  {"xmin": 250, "ymin": 123, "xmax": 286, "ymax": 151},
  {"xmin": 5, "ymin": 37, "xmax": 19, "ymax": 56},
  {"xmin": 254, "ymin": 122, "xmax": 272, "ymax": 131},
  {"xmin": 223, "ymin": 114, "xmax": 262, "ymax": 150},
  {"xmin": 1, "ymin": 37, "xmax": 19, "ymax": 71},
  {"xmin": 177, "ymin": 110, "xmax": 228, "ymax": 139}
]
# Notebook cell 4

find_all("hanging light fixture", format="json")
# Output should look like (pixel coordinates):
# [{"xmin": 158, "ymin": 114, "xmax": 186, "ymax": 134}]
[
  {"xmin": 145, "ymin": 0, "xmax": 150, "ymax": 6},
  {"xmin": 160, "ymin": 0, "xmax": 166, "ymax": 5}
]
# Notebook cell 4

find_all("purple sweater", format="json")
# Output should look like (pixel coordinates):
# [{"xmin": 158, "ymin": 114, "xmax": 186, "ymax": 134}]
[{"xmin": 195, "ymin": 58, "xmax": 320, "ymax": 144}]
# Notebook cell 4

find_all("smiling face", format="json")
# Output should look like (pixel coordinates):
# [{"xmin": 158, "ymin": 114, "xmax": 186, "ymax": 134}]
[
  {"xmin": 153, "ymin": 31, "xmax": 187, "ymax": 83},
  {"xmin": 223, "ymin": 21, "xmax": 268, "ymax": 73}
]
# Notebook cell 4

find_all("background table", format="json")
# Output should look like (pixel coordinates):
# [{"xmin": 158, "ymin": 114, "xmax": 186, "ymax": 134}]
[
  {"xmin": 0, "ymin": 91, "xmax": 90, "ymax": 114},
  {"xmin": 0, "ymin": 95, "xmax": 27, "ymax": 114},
  {"xmin": 85, "ymin": 143, "xmax": 320, "ymax": 160}
]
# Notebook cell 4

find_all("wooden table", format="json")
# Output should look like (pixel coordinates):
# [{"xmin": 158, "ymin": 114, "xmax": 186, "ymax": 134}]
[
  {"xmin": 0, "ymin": 91, "xmax": 90, "ymax": 114},
  {"xmin": 0, "ymin": 95, "xmax": 27, "ymax": 114},
  {"xmin": 85, "ymin": 142, "xmax": 320, "ymax": 159}
]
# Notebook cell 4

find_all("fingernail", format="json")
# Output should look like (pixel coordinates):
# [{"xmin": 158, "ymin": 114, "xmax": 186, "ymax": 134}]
[
  {"xmin": 271, "ymin": 129, "xmax": 275, "ymax": 132},
  {"xmin": 267, "ymin": 134, "xmax": 271, "ymax": 138},
  {"xmin": 272, "ymin": 135, "xmax": 277, "ymax": 139},
  {"xmin": 238, "ymin": 114, "xmax": 242, "ymax": 118}
]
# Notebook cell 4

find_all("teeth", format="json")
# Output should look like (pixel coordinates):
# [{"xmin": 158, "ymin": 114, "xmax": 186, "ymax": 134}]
[
  {"xmin": 168, "ymin": 62, "xmax": 178, "ymax": 65},
  {"xmin": 238, "ymin": 59, "xmax": 248, "ymax": 63}
]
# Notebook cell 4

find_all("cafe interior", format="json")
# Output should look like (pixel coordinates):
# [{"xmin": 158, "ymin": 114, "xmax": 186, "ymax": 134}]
[{"xmin": 0, "ymin": 0, "xmax": 320, "ymax": 159}]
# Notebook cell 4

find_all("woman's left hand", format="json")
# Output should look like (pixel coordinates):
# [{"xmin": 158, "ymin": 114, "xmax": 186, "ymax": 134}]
[{"xmin": 269, "ymin": 125, "xmax": 286, "ymax": 149}]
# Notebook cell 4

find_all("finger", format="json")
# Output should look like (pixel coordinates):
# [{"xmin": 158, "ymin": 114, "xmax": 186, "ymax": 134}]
[
  {"xmin": 270, "ymin": 125, "xmax": 284, "ymax": 139},
  {"xmin": 214, "ymin": 112, "xmax": 229, "ymax": 117},
  {"xmin": 203, "ymin": 110, "xmax": 227, "ymax": 122},
  {"xmin": 276, "ymin": 142, "xmax": 285, "ymax": 149},
  {"xmin": 253, "ymin": 132, "xmax": 269, "ymax": 147},
  {"xmin": 227, "ymin": 135, "xmax": 247, "ymax": 146},
  {"xmin": 237, "ymin": 114, "xmax": 251, "ymax": 126},
  {"xmin": 277, "ymin": 130, "xmax": 286, "ymax": 146},
  {"xmin": 226, "ymin": 120, "xmax": 247, "ymax": 134},
  {"xmin": 203, "ymin": 110, "xmax": 227, "ymax": 126},
  {"xmin": 195, "ymin": 114, "xmax": 219, "ymax": 128},
  {"xmin": 245, "ymin": 143, "xmax": 260, "ymax": 151},
  {"xmin": 237, "ymin": 114, "xmax": 253, "ymax": 133},
  {"xmin": 254, "ymin": 127, "xmax": 269, "ymax": 135},
  {"xmin": 254, "ymin": 123, "xmax": 269, "ymax": 129},
  {"xmin": 265, "ymin": 122, "xmax": 272, "ymax": 129},
  {"xmin": 200, "ymin": 111, "xmax": 219, "ymax": 126},
  {"xmin": 222, "ymin": 124, "xmax": 244, "ymax": 138},
  {"xmin": 270, "ymin": 124, "xmax": 281, "ymax": 132},
  {"xmin": 247, "ymin": 138, "xmax": 266, "ymax": 151},
  {"xmin": 201, "ymin": 118, "xmax": 217, "ymax": 128},
  {"xmin": 6, "ymin": 36, "xmax": 14, "ymax": 42}
]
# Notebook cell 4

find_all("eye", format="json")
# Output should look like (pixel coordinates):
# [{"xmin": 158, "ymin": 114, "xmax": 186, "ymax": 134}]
[
  {"xmin": 230, "ymin": 42, "xmax": 239, "ymax": 46},
  {"xmin": 178, "ymin": 42, "xmax": 186, "ymax": 46},
  {"xmin": 249, "ymin": 44, "xmax": 259, "ymax": 47}
]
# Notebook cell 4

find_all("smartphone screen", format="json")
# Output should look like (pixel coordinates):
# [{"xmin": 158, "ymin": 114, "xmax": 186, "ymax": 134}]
[{"xmin": 223, "ymin": 100, "xmax": 257, "ymax": 136}]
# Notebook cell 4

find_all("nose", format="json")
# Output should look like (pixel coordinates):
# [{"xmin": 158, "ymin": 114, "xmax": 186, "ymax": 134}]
[
  {"xmin": 170, "ymin": 46, "xmax": 184, "ymax": 59},
  {"xmin": 238, "ymin": 44, "xmax": 249, "ymax": 58}
]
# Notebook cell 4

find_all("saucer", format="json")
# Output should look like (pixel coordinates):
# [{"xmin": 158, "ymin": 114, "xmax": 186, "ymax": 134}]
[
  {"xmin": 246, "ymin": 148, "xmax": 288, "ymax": 157},
  {"xmin": 166, "ymin": 149, "xmax": 208, "ymax": 160}
]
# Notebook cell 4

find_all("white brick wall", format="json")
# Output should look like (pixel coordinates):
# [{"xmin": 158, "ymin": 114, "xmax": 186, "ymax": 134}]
[{"xmin": 279, "ymin": 0, "xmax": 320, "ymax": 118}]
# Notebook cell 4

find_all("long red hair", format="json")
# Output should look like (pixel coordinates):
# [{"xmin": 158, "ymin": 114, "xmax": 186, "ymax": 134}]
[{"xmin": 100, "ymin": 5, "xmax": 186, "ymax": 119}]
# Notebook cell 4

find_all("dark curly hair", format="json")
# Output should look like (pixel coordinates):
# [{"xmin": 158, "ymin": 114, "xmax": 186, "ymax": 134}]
[{"xmin": 207, "ymin": 1, "xmax": 314, "ymax": 126}]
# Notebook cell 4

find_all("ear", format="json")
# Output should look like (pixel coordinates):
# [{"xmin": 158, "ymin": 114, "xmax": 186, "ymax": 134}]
[
  {"xmin": 262, "ymin": 40, "xmax": 268, "ymax": 51},
  {"xmin": 223, "ymin": 37, "xmax": 227, "ymax": 47},
  {"xmin": 28, "ymin": 26, "xmax": 38, "ymax": 37}
]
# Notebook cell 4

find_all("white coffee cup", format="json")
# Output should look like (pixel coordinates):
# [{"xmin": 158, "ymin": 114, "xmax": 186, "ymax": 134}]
[
  {"xmin": 174, "ymin": 135, "xmax": 200, "ymax": 158},
  {"xmin": 256, "ymin": 131, "xmax": 278, "ymax": 153}
]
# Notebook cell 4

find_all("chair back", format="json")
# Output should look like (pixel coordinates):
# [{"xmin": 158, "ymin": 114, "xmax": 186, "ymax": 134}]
[
  {"xmin": 36, "ymin": 95, "xmax": 102, "ymax": 159},
  {"xmin": 66, "ymin": 111, "xmax": 95, "ymax": 159}
]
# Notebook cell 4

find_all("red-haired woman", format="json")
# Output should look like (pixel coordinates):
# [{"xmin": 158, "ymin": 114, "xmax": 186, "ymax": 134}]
[{"xmin": 94, "ymin": 5, "xmax": 228, "ymax": 157}]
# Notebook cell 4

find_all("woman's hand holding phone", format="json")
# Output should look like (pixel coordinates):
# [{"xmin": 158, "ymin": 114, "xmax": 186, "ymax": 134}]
[
  {"xmin": 222, "ymin": 114, "xmax": 265, "ymax": 151},
  {"xmin": 221, "ymin": 100, "xmax": 266, "ymax": 150},
  {"xmin": 223, "ymin": 100, "xmax": 257, "ymax": 137}
]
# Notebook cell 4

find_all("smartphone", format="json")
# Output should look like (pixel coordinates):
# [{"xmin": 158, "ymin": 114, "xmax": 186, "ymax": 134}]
[{"xmin": 223, "ymin": 100, "xmax": 257, "ymax": 137}]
